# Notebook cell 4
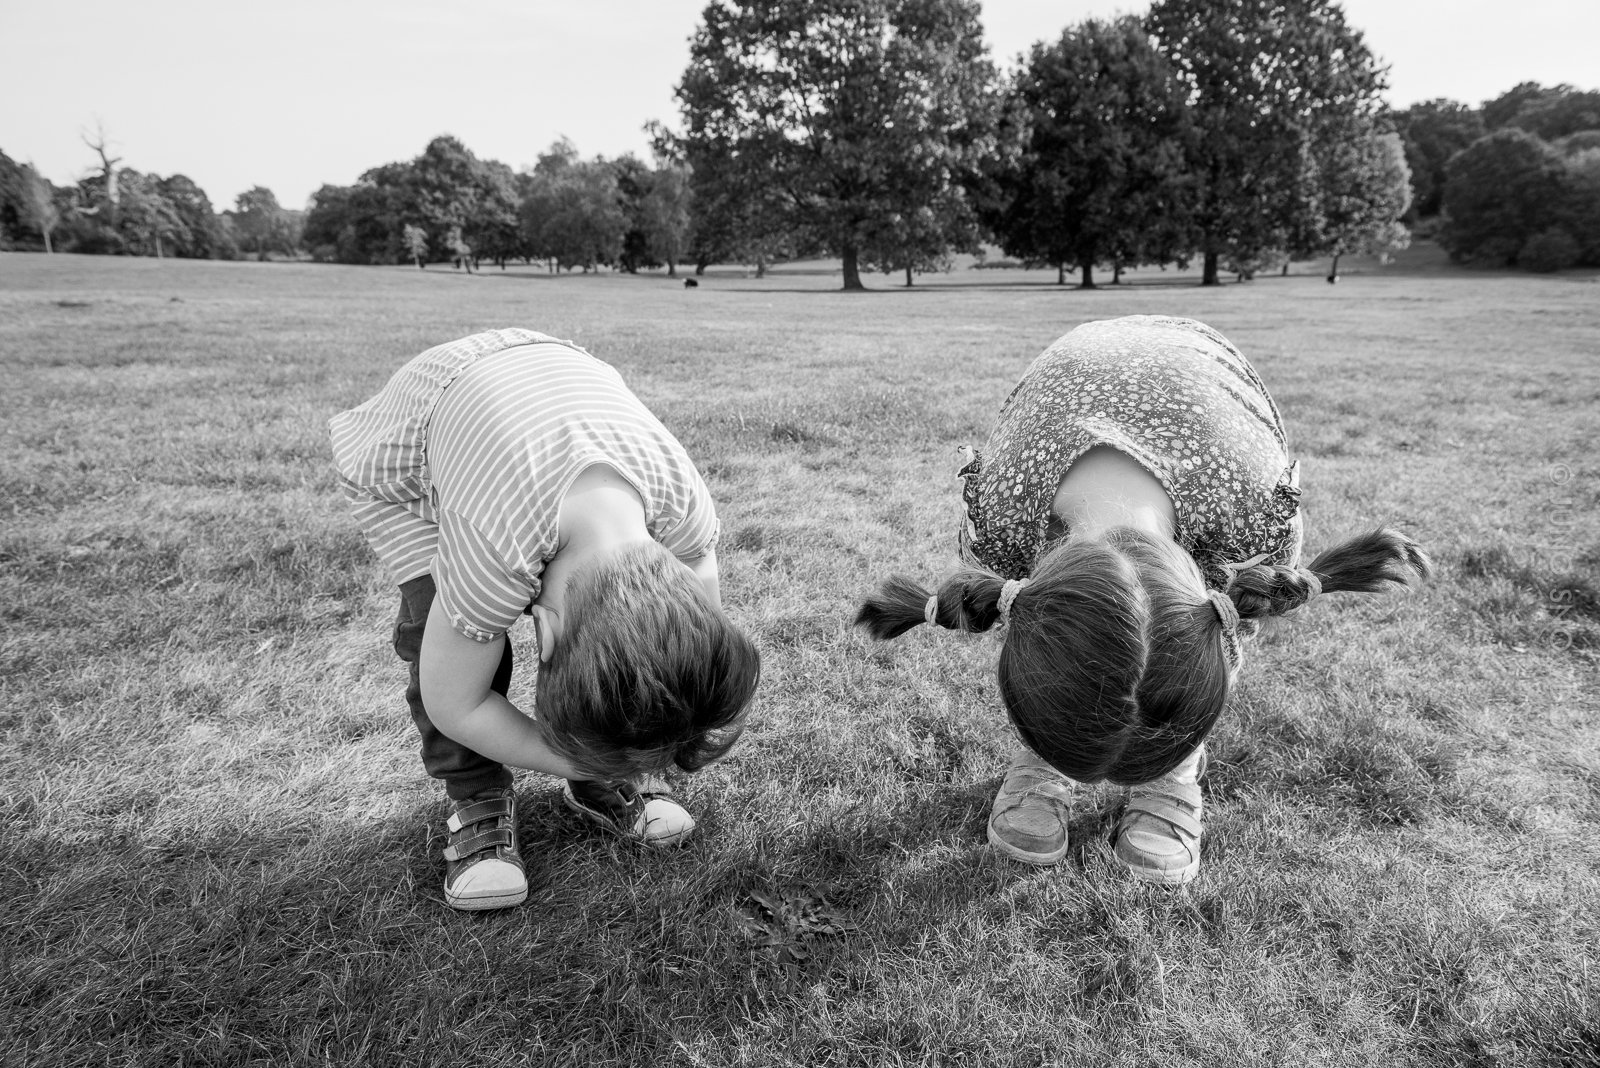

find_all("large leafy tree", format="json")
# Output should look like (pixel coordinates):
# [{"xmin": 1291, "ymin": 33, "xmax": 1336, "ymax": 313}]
[
  {"xmin": 1314, "ymin": 129, "xmax": 1413, "ymax": 276},
  {"xmin": 18, "ymin": 163, "xmax": 60, "ymax": 254},
  {"xmin": 1391, "ymin": 99, "xmax": 1485, "ymax": 218},
  {"xmin": 984, "ymin": 16, "xmax": 1193, "ymax": 288},
  {"xmin": 229, "ymin": 185, "xmax": 295, "ymax": 259},
  {"xmin": 519, "ymin": 140, "xmax": 628, "ymax": 272},
  {"xmin": 675, "ymin": 0, "xmax": 998, "ymax": 290},
  {"xmin": 1439, "ymin": 128, "xmax": 1569, "ymax": 267},
  {"xmin": 640, "ymin": 163, "xmax": 693, "ymax": 276},
  {"xmin": 156, "ymin": 174, "xmax": 231, "ymax": 259},
  {"xmin": 466, "ymin": 160, "xmax": 525, "ymax": 269},
  {"xmin": 116, "ymin": 169, "xmax": 187, "ymax": 258},
  {"xmin": 1145, "ymin": 0, "xmax": 1388, "ymax": 285}
]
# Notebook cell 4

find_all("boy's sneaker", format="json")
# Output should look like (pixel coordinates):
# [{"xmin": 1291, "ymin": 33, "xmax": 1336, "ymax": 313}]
[
  {"xmin": 442, "ymin": 787, "xmax": 528, "ymax": 911},
  {"xmin": 987, "ymin": 749, "xmax": 1074, "ymax": 866},
  {"xmin": 1114, "ymin": 750, "xmax": 1207, "ymax": 886},
  {"xmin": 563, "ymin": 773, "xmax": 695, "ymax": 847}
]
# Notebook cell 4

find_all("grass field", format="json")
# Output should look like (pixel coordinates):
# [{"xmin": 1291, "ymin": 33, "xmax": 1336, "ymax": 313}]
[{"xmin": 2, "ymin": 251, "xmax": 1598, "ymax": 1068}]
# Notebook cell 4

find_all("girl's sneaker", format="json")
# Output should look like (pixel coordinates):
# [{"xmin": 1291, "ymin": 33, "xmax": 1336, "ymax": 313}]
[
  {"xmin": 1114, "ymin": 751, "xmax": 1207, "ymax": 885},
  {"xmin": 987, "ymin": 749, "xmax": 1074, "ymax": 865},
  {"xmin": 442, "ymin": 788, "xmax": 528, "ymax": 911},
  {"xmin": 563, "ymin": 774, "xmax": 696, "ymax": 847}
]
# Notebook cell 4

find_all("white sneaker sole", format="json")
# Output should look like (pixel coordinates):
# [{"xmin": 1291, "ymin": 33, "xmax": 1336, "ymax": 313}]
[
  {"xmin": 562, "ymin": 783, "xmax": 695, "ymax": 848},
  {"xmin": 446, "ymin": 886, "xmax": 529, "ymax": 911},
  {"xmin": 1115, "ymin": 848, "xmax": 1199, "ymax": 886},
  {"xmin": 986, "ymin": 823, "xmax": 1069, "ymax": 866}
]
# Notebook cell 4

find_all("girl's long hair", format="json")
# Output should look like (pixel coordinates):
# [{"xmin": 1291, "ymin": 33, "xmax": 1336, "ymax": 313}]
[{"xmin": 856, "ymin": 528, "xmax": 1430, "ymax": 785}]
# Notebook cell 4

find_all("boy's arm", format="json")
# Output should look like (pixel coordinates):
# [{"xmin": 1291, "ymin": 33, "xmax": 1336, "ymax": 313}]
[
  {"xmin": 418, "ymin": 610, "xmax": 587, "ymax": 779},
  {"xmin": 686, "ymin": 547, "xmax": 721, "ymax": 608}
]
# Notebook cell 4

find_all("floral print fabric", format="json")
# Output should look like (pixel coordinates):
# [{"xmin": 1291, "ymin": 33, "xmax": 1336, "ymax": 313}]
[{"xmin": 959, "ymin": 316, "xmax": 1303, "ymax": 590}]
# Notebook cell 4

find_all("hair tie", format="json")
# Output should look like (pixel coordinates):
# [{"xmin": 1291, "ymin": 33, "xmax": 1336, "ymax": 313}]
[
  {"xmin": 1299, "ymin": 569, "xmax": 1323, "ymax": 603},
  {"xmin": 1208, "ymin": 589, "xmax": 1241, "ymax": 666},
  {"xmin": 1221, "ymin": 551, "xmax": 1272, "ymax": 589},
  {"xmin": 997, "ymin": 577, "xmax": 1031, "ymax": 624},
  {"xmin": 1207, "ymin": 588, "xmax": 1239, "ymax": 632},
  {"xmin": 924, "ymin": 594, "xmax": 940, "ymax": 628}
]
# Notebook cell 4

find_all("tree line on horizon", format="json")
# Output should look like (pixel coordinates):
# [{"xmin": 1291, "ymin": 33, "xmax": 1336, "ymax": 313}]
[{"xmin": 2, "ymin": 0, "xmax": 1598, "ymax": 286}]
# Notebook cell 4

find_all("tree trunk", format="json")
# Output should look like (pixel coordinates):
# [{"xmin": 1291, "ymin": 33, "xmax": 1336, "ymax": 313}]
[
  {"xmin": 1201, "ymin": 250, "xmax": 1221, "ymax": 286},
  {"xmin": 1080, "ymin": 260, "xmax": 1096, "ymax": 289},
  {"xmin": 1281, "ymin": 261, "xmax": 1290, "ymax": 277},
  {"xmin": 904, "ymin": 263, "xmax": 913, "ymax": 287},
  {"xmin": 841, "ymin": 244, "xmax": 864, "ymax": 291},
  {"xmin": 1112, "ymin": 263, "xmax": 1122, "ymax": 284},
  {"xmin": 1327, "ymin": 253, "xmax": 1341, "ymax": 282},
  {"xmin": 42, "ymin": 229, "xmax": 53, "ymax": 254},
  {"xmin": 1057, "ymin": 263, "xmax": 1065, "ymax": 285}
]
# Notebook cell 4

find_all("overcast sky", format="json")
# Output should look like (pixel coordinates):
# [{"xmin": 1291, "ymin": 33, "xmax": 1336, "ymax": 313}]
[{"xmin": 4, "ymin": 0, "xmax": 1595, "ymax": 211}]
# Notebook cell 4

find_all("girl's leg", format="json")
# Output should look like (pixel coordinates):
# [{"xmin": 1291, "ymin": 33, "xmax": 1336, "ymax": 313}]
[
  {"xmin": 987, "ymin": 745, "xmax": 1075, "ymax": 866},
  {"xmin": 1115, "ymin": 743, "xmax": 1206, "ymax": 885}
]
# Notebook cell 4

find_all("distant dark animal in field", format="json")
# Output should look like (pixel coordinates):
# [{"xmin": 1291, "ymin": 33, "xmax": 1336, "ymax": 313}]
[{"xmin": 684, "ymin": 278, "xmax": 699, "ymax": 288}]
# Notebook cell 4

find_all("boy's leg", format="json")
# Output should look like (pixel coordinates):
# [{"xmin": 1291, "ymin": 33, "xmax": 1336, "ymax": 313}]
[
  {"xmin": 1115, "ymin": 743, "xmax": 1207, "ymax": 885},
  {"xmin": 395, "ymin": 576, "xmax": 514, "ymax": 800},
  {"xmin": 394, "ymin": 575, "xmax": 524, "ymax": 910}
]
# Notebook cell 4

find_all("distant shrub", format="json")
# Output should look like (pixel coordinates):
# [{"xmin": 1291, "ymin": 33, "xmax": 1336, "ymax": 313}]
[
  {"xmin": 1520, "ymin": 227, "xmax": 1581, "ymax": 272},
  {"xmin": 1460, "ymin": 235, "xmax": 1521, "ymax": 269}
]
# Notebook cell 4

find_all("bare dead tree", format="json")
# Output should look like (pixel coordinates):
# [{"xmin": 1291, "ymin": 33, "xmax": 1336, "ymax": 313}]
[{"xmin": 80, "ymin": 120, "xmax": 123, "ymax": 225}]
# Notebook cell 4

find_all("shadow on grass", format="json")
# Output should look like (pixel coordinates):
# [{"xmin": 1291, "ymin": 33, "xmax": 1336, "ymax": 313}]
[{"xmin": 0, "ymin": 780, "xmax": 1063, "ymax": 1066}]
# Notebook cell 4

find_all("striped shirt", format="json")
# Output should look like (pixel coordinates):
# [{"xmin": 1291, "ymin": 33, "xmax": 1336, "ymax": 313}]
[{"xmin": 330, "ymin": 329, "xmax": 719, "ymax": 643}]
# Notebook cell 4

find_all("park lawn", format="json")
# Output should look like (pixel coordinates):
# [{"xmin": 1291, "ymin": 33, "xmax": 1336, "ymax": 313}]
[{"xmin": 1, "ymin": 252, "xmax": 1597, "ymax": 1068}]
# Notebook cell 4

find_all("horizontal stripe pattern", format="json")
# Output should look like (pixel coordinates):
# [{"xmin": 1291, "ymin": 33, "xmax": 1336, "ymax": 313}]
[{"xmin": 331, "ymin": 331, "xmax": 718, "ymax": 642}]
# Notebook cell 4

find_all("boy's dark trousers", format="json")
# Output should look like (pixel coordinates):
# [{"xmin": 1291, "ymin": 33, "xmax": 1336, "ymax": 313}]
[{"xmin": 393, "ymin": 574, "xmax": 515, "ymax": 801}]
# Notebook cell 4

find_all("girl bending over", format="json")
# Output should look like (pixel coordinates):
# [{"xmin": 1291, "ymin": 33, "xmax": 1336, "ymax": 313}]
[{"xmin": 858, "ymin": 316, "xmax": 1429, "ymax": 885}]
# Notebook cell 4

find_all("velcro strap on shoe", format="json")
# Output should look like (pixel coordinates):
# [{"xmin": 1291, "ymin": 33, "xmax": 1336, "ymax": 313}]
[
  {"xmin": 443, "ymin": 826, "xmax": 513, "ymax": 862},
  {"xmin": 447, "ymin": 796, "xmax": 513, "ymax": 833},
  {"xmin": 1122, "ymin": 794, "xmax": 1203, "ymax": 839}
]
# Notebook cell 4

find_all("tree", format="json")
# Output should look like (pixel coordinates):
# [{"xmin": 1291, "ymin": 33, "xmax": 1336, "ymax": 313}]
[
  {"xmin": 984, "ymin": 17, "xmax": 1193, "ymax": 289},
  {"xmin": 640, "ymin": 162, "xmax": 693, "ymax": 276},
  {"xmin": 464, "ymin": 160, "xmax": 523, "ymax": 268},
  {"xmin": 1561, "ymin": 149, "xmax": 1600, "ymax": 265},
  {"xmin": 519, "ymin": 142, "xmax": 628, "ymax": 271},
  {"xmin": 402, "ymin": 223, "xmax": 429, "ymax": 267},
  {"xmin": 19, "ymin": 163, "xmax": 59, "ymax": 253},
  {"xmin": 80, "ymin": 122, "xmax": 123, "ymax": 227},
  {"xmin": 1438, "ymin": 128, "xmax": 1567, "ymax": 267},
  {"xmin": 230, "ymin": 186, "xmax": 293, "ymax": 259},
  {"xmin": 1391, "ymin": 99, "xmax": 1485, "ymax": 218},
  {"xmin": 1315, "ymin": 129, "xmax": 1413, "ymax": 277},
  {"xmin": 1506, "ymin": 87, "xmax": 1600, "ymax": 142},
  {"xmin": 156, "ymin": 174, "xmax": 231, "ymax": 258},
  {"xmin": 1145, "ymin": 0, "xmax": 1389, "ymax": 285},
  {"xmin": 676, "ymin": 0, "xmax": 999, "ymax": 290},
  {"xmin": 611, "ymin": 154, "xmax": 659, "ymax": 273},
  {"xmin": 115, "ymin": 169, "xmax": 187, "ymax": 257}
]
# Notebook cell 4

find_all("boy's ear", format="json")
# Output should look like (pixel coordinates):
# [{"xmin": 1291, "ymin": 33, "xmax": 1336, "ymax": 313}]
[{"xmin": 529, "ymin": 605, "xmax": 562, "ymax": 663}]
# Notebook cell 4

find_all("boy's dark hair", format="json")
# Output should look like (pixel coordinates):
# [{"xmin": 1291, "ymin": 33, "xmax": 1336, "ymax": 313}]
[
  {"xmin": 856, "ymin": 528, "xmax": 1431, "ymax": 786},
  {"xmin": 537, "ymin": 542, "xmax": 760, "ymax": 782}
]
